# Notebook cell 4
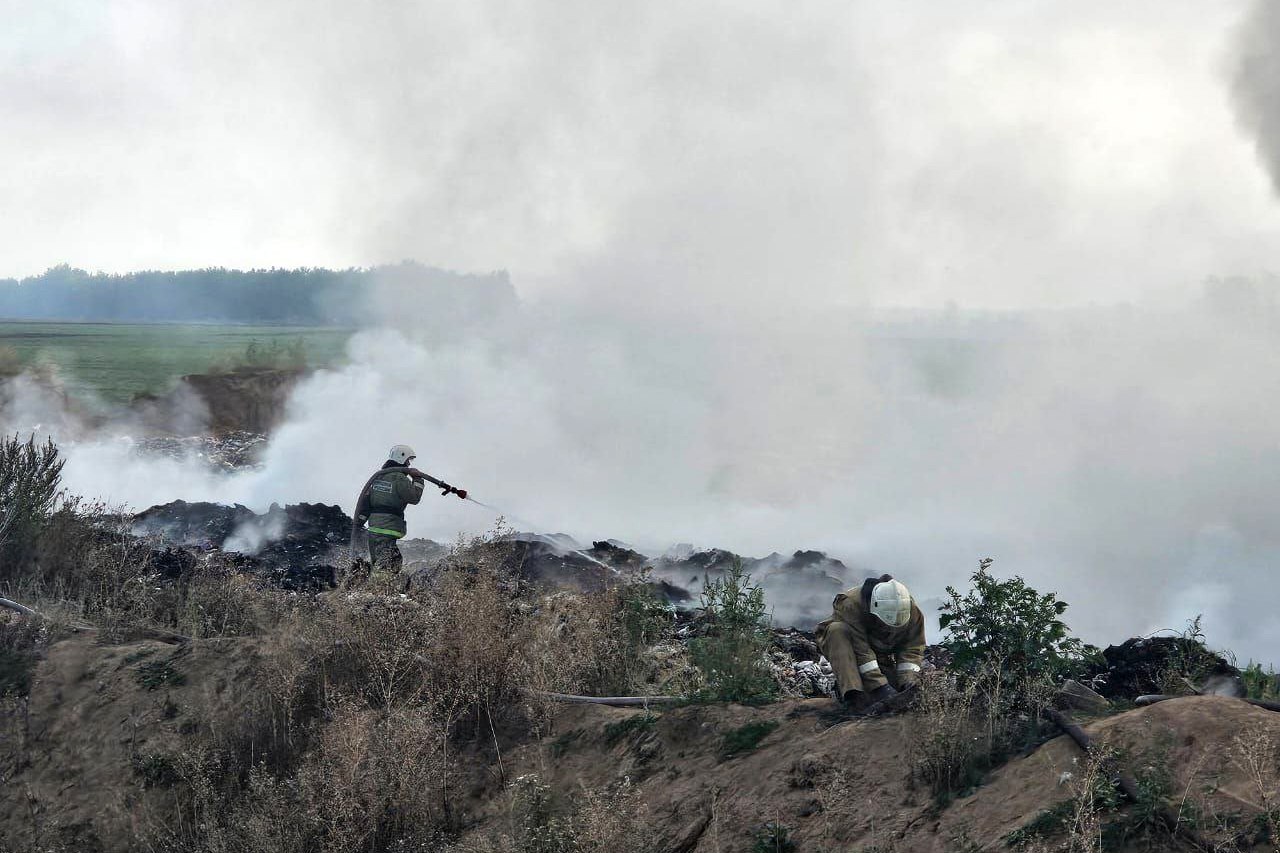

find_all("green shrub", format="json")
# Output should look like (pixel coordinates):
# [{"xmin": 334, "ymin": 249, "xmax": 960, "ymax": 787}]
[
  {"xmin": 1243, "ymin": 660, "xmax": 1280, "ymax": 701},
  {"xmin": 133, "ymin": 752, "xmax": 182, "ymax": 788},
  {"xmin": 751, "ymin": 820, "xmax": 795, "ymax": 853},
  {"xmin": 136, "ymin": 658, "xmax": 187, "ymax": 691},
  {"xmin": 689, "ymin": 560, "xmax": 776, "ymax": 703},
  {"xmin": 1151, "ymin": 616, "xmax": 1231, "ymax": 696},
  {"xmin": 0, "ymin": 434, "xmax": 64, "ymax": 575},
  {"xmin": 720, "ymin": 719, "xmax": 779, "ymax": 760},
  {"xmin": 617, "ymin": 576, "xmax": 674, "ymax": 690},
  {"xmin": 939, "ymin": 558, "xmax": 1094, "ymax": 695}
]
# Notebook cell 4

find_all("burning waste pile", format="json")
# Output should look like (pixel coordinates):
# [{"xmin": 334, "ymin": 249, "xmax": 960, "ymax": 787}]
[
  {"xmin": 124, "ymin": 499, "xmax": 856, "ymax": 696},
  {"xmin": 132, "ymin": 499, "xmax": 354, "ymax": 589},
  {"xmin": 118, "ymin": 500, "xmax": 1250, "ymax": 705}
]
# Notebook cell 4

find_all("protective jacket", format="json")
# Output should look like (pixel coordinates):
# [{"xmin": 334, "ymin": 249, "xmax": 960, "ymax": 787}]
[
  {"xmin": 816, "ymin": 574, "xmax": 927, "ymax": 694},
  {"xmin": 363, "ymin": 465, "xmax": 424, "ymax": 539}
]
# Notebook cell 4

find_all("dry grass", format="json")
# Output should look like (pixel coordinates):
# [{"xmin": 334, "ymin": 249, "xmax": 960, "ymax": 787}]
[
  {"xmin": 907, "ymin": 661, "xmax": 1056, "ymax": 807},
  {"xmin": 0, "ymin": 483, "xmax": 679, "ymax": 853},
  {"xmin": 442, "ymin": 773, "xmax": 655, "ymax": 853},
  {"xmin": 1231, "ymin": 724, "xmax": 1280, "ymax": 852},
  {"xmin": 906, "ymin": 670, "xmax": 984, "ymax": 802},
  {"xmin": 62, "ymin": 526, "xmax": 672, "ymax": 852}
]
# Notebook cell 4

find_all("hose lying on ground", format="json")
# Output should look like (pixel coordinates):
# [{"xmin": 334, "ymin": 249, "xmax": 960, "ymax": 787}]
[
  {"xmin": 0, "ymin": 597, "xmax": 38, "ymax": 618},
  {"xmin": 1135, "ymin": 693, "xmax": 1280, "ymax": 713},
  {"xmin": 0, "ymin": 596, "xmax": 190, "ymax": 645},
  {"xmin": 521, "ymin": 688, "xmax": 683, "ymax": 707}
]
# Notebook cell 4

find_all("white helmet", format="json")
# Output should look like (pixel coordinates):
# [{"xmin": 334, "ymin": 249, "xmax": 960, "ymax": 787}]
[
  {"xmin": 870, "ymin": 578, "xmax": 913, "ymax": 627},
  {"xmin": 388, "ymin": 444, "xmax": 416, "ymax": 465}
]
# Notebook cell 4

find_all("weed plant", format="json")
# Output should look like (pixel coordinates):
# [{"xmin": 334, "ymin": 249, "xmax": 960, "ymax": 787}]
[
  {"xmin": 689, "ymin": 559, "xmax": 776, "ymax": 703},
  {"xmin": 1243, "ymin": 661, "xmax": 1280, "ymax": 702}
]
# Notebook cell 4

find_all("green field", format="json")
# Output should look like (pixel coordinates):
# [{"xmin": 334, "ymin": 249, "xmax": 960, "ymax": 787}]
[{"xmin": 0, "ymin": 321, "xmax": 351, "ymax": 404}]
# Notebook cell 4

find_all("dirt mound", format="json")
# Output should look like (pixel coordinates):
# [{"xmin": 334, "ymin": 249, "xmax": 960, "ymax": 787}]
[
  {"xmin": 471, "ymin": 695, "xmax": 1280, "ymax": 852},
  {"xmin": 7, "ymin": 632, "xmax": 1280, "ymax": 853},
  {"xmin": 0, "ymin": 634, "xmax": 264, "ymax": 852},
  {"xmin": 132, "ymin": 367, "xmax": 303, "ymax": 436}
]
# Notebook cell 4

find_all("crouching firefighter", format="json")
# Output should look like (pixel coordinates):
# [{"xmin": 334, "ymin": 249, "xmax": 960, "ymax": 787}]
[
  {"xmin": 815, "ymin": 574, "xmax": 926, "ymax": 713},
  {"xmin": 350, "ymin": 444, "xmax": 468, "ymax": 580}
]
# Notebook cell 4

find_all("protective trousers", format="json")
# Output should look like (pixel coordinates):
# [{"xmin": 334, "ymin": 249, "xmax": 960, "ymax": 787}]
[
  {"xmin": 816, "ymin": 620, "xmax": 912, "ymax": 695},
  {"xmin": 368, "ymin": 533, "xmax": 404, "ymax": 577}
]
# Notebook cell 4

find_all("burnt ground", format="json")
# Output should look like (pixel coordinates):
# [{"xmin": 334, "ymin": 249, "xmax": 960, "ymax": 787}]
[{"xmin": 127, "ymin": 501, "xmax": 852, "ymax": 623}]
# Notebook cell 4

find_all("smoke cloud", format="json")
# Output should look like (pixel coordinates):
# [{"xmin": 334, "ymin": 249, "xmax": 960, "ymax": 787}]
[
  {"xmin": 6, "ymin": 3, "xmax": 1280, "ymax": 658},
  {"xmin": 1232, "ymin": 1, "xmax": 1280, "ymax": 197},
  {"xmin": 31, "ymin": 290, "xmax": 1280, "ymax": 657}
]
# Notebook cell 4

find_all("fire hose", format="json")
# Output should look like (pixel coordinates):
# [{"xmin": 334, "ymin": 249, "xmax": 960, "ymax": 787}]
[{"xmin": 347, "ymin": 467, "xmax": 468, "ymax": 568}]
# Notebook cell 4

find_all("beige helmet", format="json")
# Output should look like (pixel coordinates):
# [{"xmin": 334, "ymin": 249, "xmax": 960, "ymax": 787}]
[
  {"xmin": 869, "ymin": 578, "xmax": 913, "ymax": 627},
  {"xmin": 387, "ymin": 444, "xmax": 416, "ymax": 465}
]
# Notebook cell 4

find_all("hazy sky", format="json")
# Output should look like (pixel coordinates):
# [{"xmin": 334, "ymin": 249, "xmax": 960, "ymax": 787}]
[{"xmin": 3, "ymin": 1, "xmax": 1279, "ymax": 308}]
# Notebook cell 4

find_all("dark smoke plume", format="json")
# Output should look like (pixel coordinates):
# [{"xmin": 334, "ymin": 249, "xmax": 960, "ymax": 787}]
[{"xmin": 1232, "ymin": 1, "xmax": 1280, "ymax": 195}]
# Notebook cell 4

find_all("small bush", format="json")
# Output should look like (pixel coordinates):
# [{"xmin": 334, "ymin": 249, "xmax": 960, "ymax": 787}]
[
  {"xmin": 616, "ymin": 576, "xmax": 675, "ymax": 691},
  {"xmin": 1241, "ymin": 661, "xmax": 1280, "ymax": 701},
  {"xmin": 0, "ymin": 434, "xmax": 64, "ymax": 575},
  {"xmin": 940, "ymin": 558, "xmax": 1093, "ymax": 702},
  {"xmin": 132, "ymin": 752, "xmax": 181, "ymax": 788},
  {"xmin": 1155, "ymin": 616, "xmax": 1228, "ymax": 696},
  {"xmin": 135, "ymin": 658, "xmax": 186, "ymax": 690},
  {"xmin": 689, "ymin": 559, "xmax": 776, "ymax": 703},
  {"xmin": 751, "ymin": 820, "xmax": 796, "ymax": 853},
  {"xmin": 720, "ymin": 719, "xmax": 780, "ymax": 760},
  {"xmin": 908, "ymin": 672, "xmax": 987, "ymax": 804},
  {"xmin": 908, "ymin": 666, "xmax": 1054, "ymax": 807}
]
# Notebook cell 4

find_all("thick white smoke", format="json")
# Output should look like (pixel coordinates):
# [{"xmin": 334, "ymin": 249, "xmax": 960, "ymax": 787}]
[
  {"xmin": 37, "ymin": 290, "xmax": 1280, "ymax": 659},
  {"xmin": 7, "ymin": 2, "xmax": 1280, "ymax": 660}
]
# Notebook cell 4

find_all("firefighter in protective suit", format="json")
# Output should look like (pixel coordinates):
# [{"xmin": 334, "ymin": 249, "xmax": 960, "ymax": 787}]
[
  {"xmin": 354, "ymin": 444, "xmax": 467, "ymax": 578},
  {"xmin": 815, "ymin": 574, "xmax": 926, "ymax": 711}
]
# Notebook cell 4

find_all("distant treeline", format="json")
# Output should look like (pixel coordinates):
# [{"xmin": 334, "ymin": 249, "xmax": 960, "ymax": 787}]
[{"xmin": 0, "ymin": 262, "xmax": 516, "ymax": 326}]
